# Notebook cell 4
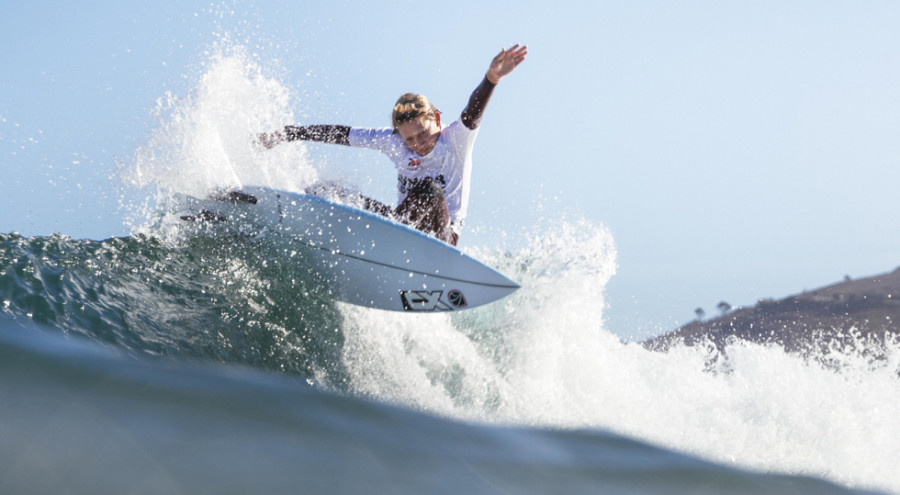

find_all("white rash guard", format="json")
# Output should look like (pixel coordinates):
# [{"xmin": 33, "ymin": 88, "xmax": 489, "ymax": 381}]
[{"xmin": 348, "ymin": 120, "xmax": 478, "ymax": 235}]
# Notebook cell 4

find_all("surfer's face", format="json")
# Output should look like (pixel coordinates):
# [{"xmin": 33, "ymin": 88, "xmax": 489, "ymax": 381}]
[{"xmin": 396, "ymin": 113, "xmax": 441, "ymax": 156}]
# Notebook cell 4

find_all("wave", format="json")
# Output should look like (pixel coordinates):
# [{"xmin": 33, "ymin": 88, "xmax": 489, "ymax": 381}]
[
  {"xmin": 2, "ymin": 222, "xmax": 898, "ymax": 492},
  {"xmin": 0, "ymin": 316, "xmax": 869, "ymax": 495},
  {"xmin": 0, "ymin": 232, "xmax": 346, "ymax": 384}
]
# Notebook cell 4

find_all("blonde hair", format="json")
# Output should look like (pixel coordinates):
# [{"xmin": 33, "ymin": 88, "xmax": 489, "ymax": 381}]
[{"xmin": 392, "ymin": 93, "xmax": 438, "ymax": 132}]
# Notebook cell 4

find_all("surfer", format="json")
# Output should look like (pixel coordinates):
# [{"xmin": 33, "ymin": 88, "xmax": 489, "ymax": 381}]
[{"xmin": 258, "ymin": 44, "xmax": 528, "ymax": 246}]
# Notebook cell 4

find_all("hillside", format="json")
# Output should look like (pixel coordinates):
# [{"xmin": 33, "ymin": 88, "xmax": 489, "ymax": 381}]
[{"xmin": 643, "ymin": 268, "xmax": 900, "ymax": 353}]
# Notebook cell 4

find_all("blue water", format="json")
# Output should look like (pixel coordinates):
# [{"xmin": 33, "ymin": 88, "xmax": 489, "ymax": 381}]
[{"xmin": 0, "ymin": 311, "xmax": 875, "ymax": 495}]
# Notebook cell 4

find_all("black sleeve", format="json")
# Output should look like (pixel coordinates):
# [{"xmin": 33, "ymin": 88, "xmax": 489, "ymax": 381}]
[
  {"xmin": 284, "ymin": 125, "xmax": 351, "ymax": 145},
  {"xmin": 460, "ymin": 77, "xmax": 497, "ymax": 130}
]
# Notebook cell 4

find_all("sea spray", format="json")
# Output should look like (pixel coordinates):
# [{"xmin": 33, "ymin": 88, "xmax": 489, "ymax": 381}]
[
  {"xmin": 337, "ymin": 219, "xmax": 619, "ymax": 422},
  {"xmin": 118, "ymin": 45, "xmax": 318, "ymax": 235}
]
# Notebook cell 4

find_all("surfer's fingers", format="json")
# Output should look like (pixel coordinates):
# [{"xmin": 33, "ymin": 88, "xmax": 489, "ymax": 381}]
[{"xmin": 509, "ymin": 44, "xmax": 528, "ymax": 60}]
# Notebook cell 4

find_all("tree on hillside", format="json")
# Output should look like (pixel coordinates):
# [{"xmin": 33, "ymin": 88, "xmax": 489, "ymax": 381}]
[
  {"xmin": 695, "ymin": 307, "xmax": 705, "ymax": 321},
  {"xmin": 717, "ymin": 301, "xmax": 732, "ymax": 316}
]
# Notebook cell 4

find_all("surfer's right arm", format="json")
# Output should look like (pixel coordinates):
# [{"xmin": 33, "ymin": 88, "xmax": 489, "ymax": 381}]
[
  {"xmin": 258, "ymin": 125, "xmax": 351, "ymax": 149},
  {"xmin": 460, "ymin": 44, "xmax": 528, "ymax": 130}
]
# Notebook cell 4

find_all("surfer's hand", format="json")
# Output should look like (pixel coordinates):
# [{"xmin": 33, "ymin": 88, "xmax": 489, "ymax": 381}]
[
  {"xmin": 486, "ymin": 44, "xmax": 528, "ymax": 84},
  {"xmin": 256, "ymin": 130, "xmax": 285, "ymax": 149}
]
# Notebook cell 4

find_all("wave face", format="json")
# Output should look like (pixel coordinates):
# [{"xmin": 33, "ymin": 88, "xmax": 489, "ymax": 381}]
[
  {"xmin": 0, "ymin": 232, "xmax": 346, "ymax": 382},
  {"xmin": 2, "ymin": 46, "xmax": 898, "ymax": 494}
]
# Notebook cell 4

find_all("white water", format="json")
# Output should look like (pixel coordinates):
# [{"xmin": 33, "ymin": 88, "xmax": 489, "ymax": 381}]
[
  {"xmin": 120, "ymin": 44, "xmax": 319, "ymax": 235},
  {"xmin": 341, "ymin": 221, "xmax": 900, "ymax": 493},
  {"xmin": 125, "ymin": 45, "xmax": 900, "ymax": 494}
]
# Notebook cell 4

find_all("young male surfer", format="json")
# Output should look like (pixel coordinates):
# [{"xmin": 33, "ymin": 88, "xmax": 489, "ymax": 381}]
[{"xmin": 258, "ymin": 44, "xmax": 528, "ymax": 246}]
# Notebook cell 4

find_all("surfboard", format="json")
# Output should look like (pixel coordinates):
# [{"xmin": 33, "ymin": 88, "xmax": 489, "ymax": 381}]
[{"xmin": 174, "ymin": 186, "xmax": 520, "ymax": 312}]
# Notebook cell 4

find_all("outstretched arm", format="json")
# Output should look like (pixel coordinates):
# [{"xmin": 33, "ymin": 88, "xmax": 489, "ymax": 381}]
[
  {"xmin": 460, "ymin": 44, "xmax": 528, "ymax": 130},
  {"xmin": 486, "ymin": 43, "xmax": 528, "ymax": 85},
  {"xmin": 258, "ymin": 125, "xmax": 351, "ymax": 149}
]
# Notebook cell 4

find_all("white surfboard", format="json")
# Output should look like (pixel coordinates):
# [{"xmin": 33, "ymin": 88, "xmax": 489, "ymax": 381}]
[{"xmin": 175, "ymin": 186, "xmax": 519, "ymax": 312}]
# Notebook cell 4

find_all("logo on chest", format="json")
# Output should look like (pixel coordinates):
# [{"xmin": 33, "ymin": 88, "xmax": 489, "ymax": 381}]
[{"xmin": 407, "ymin": 157, "xmax": 422, "ymax": 168}]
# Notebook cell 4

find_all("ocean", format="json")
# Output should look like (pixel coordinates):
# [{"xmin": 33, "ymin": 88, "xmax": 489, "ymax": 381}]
[{"xmin": 2, "ymin": 47, "xmax": 898, "ymax": 494}]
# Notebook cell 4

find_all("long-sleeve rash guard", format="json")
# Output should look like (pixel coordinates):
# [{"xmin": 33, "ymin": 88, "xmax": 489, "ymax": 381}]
[{"xmin": 282, "ymin": 77, "xmax": 497, "ymax": 235}]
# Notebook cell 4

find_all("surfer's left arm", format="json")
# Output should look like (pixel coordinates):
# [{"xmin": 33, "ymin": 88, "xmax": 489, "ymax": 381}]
[
  {"xmin": 460, "ymin": 44, "xmax": 528, "ymax": 130},
  {"xmin": 258, "ymin": 125, "xmax": 351, "ymax": 149}
]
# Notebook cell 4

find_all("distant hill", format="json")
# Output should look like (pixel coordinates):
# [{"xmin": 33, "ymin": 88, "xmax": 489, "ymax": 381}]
[{"xmin": 643, "ymin": 268, "xmax": 900, "ymax": 354}]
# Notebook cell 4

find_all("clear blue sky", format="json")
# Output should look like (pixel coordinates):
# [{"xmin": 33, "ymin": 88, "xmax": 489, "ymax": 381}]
[{"xmin": 2, "ymin": 1, "xmax": 899, "ymax": 338}]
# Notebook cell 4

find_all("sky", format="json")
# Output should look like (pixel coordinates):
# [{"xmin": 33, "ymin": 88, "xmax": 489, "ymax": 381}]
[{"xmin": 2, "ymin": 1, "xmax": 900, "ymax": 339}]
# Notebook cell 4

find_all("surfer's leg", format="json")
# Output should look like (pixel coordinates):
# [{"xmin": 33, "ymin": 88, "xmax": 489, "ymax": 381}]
[
  {"xmin": 304, "ymin": 181, "xmax": 394, "ymax": 217},
  {"xmin": 395, "ymin": 179, "xmax": 455, "ymax": 244},
  {"xmin": 358, "ymin": 196, "xmax": 393, "ymax": 217}
]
